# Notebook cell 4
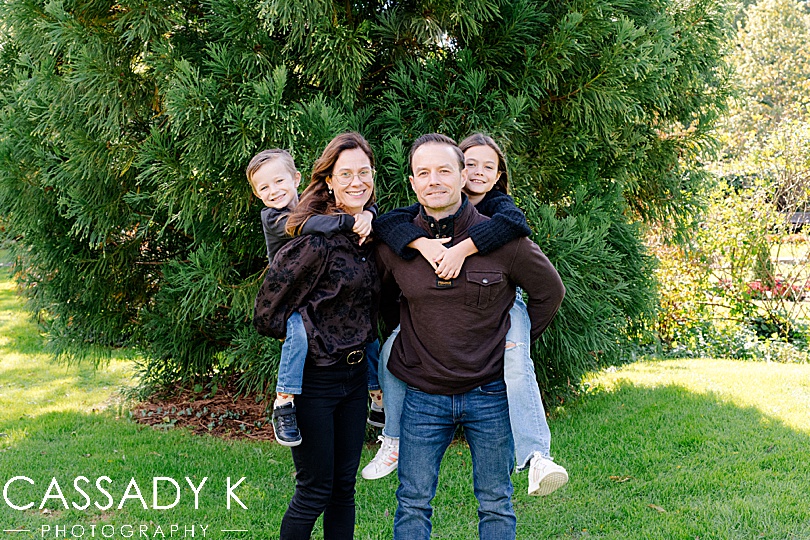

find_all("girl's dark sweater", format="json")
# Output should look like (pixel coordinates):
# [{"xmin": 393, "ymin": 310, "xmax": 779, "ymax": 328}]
[{"xmin": 373, "ymin": 190, "xmax": 531, "ymax": 258}]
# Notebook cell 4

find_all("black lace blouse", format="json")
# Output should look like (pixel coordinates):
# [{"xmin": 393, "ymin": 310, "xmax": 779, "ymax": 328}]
[{"xmin": 253, "ymin": 232, "xmax": 380, "ymax": 367}]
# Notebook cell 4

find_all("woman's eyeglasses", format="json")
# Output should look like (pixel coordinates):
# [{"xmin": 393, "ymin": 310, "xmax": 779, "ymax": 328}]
[{"xmin": 331, "ymin": 169, "xmax": 375, "ymax": 185}]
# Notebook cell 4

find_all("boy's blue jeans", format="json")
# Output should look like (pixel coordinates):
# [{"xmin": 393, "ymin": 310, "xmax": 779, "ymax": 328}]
[
  {"xmin": 276, "ymin": 312, "xmax": 380, "ymax": 395},
  {"xmin": 276, "ymin": 312, "xmax": 308, "ymax": 395},
  {"xmin": 379, "ymin": 292, "xmax": 551, "ymax": 468}
]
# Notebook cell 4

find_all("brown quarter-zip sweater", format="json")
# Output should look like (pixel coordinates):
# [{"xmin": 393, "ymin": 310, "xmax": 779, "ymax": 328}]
[{"xmin": 376, "ymin": 199, "xmax": 565, "ymax": 395}]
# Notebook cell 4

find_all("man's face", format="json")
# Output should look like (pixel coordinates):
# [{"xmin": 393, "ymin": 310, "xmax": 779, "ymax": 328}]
[{"xmin": 409, "ymin": 143, "xmax": 467, "ymax": 216}]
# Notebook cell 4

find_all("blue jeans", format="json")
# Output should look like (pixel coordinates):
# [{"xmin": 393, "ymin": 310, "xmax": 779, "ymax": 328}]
[
  {"xmin": 379, "ymin": 293, "xmax": 552, "ymax": 468},
  {"xmin": 276, "ymin": 312, "xmax": 381, "ymax": 394},
  {"xmin": 506, "ymin": 293, "xmax": 552, "ymax": 469},
  {"xmin": 277, "ymin": 312, "xmax": 307, "ymax": 395},
  {"xmin": 393, "ymin": 381, "xmax": 516, "ymax": 540},
  {"xmin": 379, "ymin": 326, "xmax": 403, "ymax": 438},
  {"xmin": 366, "ymin": 339, "xmax": 381, "ymax": 392}
]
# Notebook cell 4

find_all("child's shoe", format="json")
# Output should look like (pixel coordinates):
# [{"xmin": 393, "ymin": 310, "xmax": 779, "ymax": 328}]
[
  {"xmin": 528, "ymin": 452, "xmax": 568, "ymax": 496},
  {"xmin": 361, "ymin": 435, "xmax": 399, "ymax": 480},
  {"xmin": 367, "ymin": 401, "xmax": 385, "ymax": 428},
  {"xmin": 272, "ymin": 402, "xmax": 302, "ymax": 447}
]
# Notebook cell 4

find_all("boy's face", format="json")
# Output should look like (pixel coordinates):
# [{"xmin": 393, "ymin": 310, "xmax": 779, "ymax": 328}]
[{"xmin": 251, "ymin": 160, "xmax": 301, "ymax": 210}]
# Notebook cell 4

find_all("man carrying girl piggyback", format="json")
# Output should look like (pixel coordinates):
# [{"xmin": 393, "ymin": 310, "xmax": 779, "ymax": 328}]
[{"xmin": 366, "ymin": 133, "xmax": 569, "ymax": 497}]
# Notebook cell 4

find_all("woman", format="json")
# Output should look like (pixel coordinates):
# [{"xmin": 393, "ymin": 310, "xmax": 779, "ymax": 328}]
[
  {"xmin": 253, "ymin": 132, "xmax": 379, "ymax": 539},
  {"xmin": 364, "ymin": 133, "xmax": 568, "ymax": 497}
]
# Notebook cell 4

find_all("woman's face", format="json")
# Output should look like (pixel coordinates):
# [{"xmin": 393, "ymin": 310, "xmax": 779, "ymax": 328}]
[
  {"xmin": 462, "ymin": 144, "xmax": 500, "ymax": 199},
  {"xmin": 327, "ymin": 147, "xmax": 374, "ymax": 215}
]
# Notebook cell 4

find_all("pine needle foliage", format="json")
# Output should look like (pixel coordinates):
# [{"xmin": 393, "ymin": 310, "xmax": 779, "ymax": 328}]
[{"xmin": 0, "ymin": 0, "xmax": 733, "ymax": 398}]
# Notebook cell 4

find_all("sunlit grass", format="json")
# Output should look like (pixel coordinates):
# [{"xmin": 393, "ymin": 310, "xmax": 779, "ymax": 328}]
[
  {"xmin": 540, "ymin": 358, "xmax": 810, "ymax": 539},
  {"xmin": 586, "ymin": 358, "xmax": 810, "ymax": 432},
  {"xmin": 0, "ymin": 287, "xmax": 135, "ymax": 427}
]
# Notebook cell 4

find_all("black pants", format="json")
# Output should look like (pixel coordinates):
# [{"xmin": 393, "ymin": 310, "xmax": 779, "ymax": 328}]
[{"xmin": 280, "ymin": 360, "xmax": 368, "ymax": 540}]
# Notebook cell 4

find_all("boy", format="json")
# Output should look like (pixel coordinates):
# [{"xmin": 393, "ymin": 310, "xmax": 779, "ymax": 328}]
[{"xmin": 246, "ymin": 149, "xmax": 382, "ymax": 446}]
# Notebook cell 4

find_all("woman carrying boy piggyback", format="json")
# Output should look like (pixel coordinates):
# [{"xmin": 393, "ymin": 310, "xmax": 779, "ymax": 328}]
[
  {"xmin": 246, "ymin": 149, "xmax": 383, "ymax": 448},
  {"xmin": 252, "ymin": 133, "xmax": 382, "ymax": 539}
]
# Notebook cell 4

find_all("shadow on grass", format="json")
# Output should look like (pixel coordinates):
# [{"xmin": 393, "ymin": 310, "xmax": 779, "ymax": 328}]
[
  {"xmin": 0, "ymin": 280, "xmax": 49, "ymax": 358},
  {"xmin": 519, "ymin": 381, "xmax": 810, "ymax": 540},
  {"xmin": 0, "ymin": 311, "xmax": 48, "ymax": 359},
  {"xmin": 1, "ymin": 384, "xmax": 808, "ymax": 539},
  {"xmin": 0, "ymin": 409, "xmax": 295, "ymax": 537}
]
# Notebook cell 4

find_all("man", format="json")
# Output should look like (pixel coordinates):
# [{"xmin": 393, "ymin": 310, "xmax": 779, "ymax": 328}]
[{"xmin": 376, "ymin": 133, "xmax": 565, "ymax": 539}]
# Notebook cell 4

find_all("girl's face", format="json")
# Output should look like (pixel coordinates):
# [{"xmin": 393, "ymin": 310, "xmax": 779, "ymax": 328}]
[
  {"xmin": 327, "ymin": 147, "xmax": 374, "ymax": 215},
  {"xmin": 462, "ymin": 144, "xmax": 500, "ymax": 199}
]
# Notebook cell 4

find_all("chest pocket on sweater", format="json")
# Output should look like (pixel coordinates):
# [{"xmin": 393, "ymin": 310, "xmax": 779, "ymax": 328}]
[{"xmin": 464, "ymin": 271, "xmax": 505, "ymax": 309}]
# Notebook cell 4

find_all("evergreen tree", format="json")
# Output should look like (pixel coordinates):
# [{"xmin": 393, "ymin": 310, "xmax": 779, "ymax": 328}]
[
  {"xmin": 0, "ymin": 0, "xmax": 732, "ymax": 398},
  {"xmin": 720, "ymin": 0, "xmax": 810, "ymax": 159}
]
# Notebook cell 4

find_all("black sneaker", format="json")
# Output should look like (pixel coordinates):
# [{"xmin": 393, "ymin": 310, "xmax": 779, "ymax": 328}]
[
  {"xmin": 367, "ymin": 403, "xmax": 385, "ymax": 428},
  {"xmin": 272, "ymin": 402, "xmax": 302, "ymax": 446}
]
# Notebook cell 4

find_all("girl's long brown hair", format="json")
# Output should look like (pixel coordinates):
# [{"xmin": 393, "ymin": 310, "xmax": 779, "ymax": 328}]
[
  {"xmin": 286, "ymin": 132, "xmax": 376, "ymax": 236},
  {"xmin": 458, "ymin": 133, "xmax": 509, "ymax": 195}
]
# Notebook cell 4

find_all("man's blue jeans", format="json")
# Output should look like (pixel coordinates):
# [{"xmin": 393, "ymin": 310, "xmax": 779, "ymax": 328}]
[{"xmin": 393, "ymin": 380, "xmax": 516, "ymax": 540}]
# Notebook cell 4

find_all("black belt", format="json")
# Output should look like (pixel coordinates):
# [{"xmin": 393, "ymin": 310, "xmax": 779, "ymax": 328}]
[{"xmin": 340, "ymin": 349, "xmax": 365, "ymax": 365}]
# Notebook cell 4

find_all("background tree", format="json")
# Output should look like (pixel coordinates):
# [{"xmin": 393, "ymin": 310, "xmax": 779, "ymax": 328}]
[
  {"xmin": 718, "ymin": 0, "xmax": 810, "ymax": 322},
  {"xmin": 0, "ymin": 0, "xmax": 732, "ymax": 399},
  {"xmin": 720, "ymin": 0, "xmax": 810, "ymax": 158},
  {"xmin": 655, "ymin": 0, "xmax": 810, "ymax": 362}
]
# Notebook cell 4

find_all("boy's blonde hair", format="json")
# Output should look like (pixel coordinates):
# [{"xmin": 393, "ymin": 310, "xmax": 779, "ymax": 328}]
[{"xmin": 245, "ymin": 149, "xmax": 298, "ymax": 194}]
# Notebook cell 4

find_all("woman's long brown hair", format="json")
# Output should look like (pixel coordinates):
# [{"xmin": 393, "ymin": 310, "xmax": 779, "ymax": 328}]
[
  {"xmin": 286, "ymin": 132, "xmax": 376, "ymax": 236},
  {"xmin": 458, "ymin": 133, "xmax": 509, "ymax": 195}
]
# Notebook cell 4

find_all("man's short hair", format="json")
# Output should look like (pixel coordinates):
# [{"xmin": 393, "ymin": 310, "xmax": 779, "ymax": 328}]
[{"xmin": 409, "ymin": 133, "xmax": 465, "ymax": 172}]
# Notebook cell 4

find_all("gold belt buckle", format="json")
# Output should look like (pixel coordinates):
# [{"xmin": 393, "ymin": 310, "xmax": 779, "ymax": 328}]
[{"xmin": 346, "ymin": 350, "xmax": 364, "ymax": 364}]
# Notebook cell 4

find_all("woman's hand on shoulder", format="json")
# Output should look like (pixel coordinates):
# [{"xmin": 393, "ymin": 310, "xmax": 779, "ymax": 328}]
[{"xmin": 353, "ymin": 210, "xmax": 374, "ymax": 245}]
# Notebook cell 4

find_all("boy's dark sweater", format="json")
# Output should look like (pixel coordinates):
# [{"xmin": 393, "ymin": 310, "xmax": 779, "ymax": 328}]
[
  {"xmin": 262, "ymin": 205, "xmax": 377, "ymax": 263},
  {"xmin": 261, "ymin": 207, "xmax": 354, "ymax": 263}
]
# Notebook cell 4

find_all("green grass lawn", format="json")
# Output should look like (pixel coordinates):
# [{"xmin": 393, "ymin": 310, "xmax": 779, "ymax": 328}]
[{"xmin": 2, "ymin": 266, "xmax": 810, "ymax": 539}]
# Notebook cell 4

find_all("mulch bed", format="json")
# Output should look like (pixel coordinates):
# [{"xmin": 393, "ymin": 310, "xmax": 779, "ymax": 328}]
[{"xmin": 130, "ymin": 384, "xmax": 277, "ymax": 441}]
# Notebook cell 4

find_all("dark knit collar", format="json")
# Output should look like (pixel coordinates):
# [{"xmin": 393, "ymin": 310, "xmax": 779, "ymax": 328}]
[{"xmin": 417, "ymin": 195, "xmax": 475, "ymax": 239}]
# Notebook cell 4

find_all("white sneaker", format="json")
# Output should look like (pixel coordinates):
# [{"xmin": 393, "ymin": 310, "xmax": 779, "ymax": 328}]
[
  {"xmin": 528, "ymin": 452, "xmax": 568, "ymax": 496},
  {"xmin": 361, "ymin": 435, "xmax": 399, "ymax": 480}
]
